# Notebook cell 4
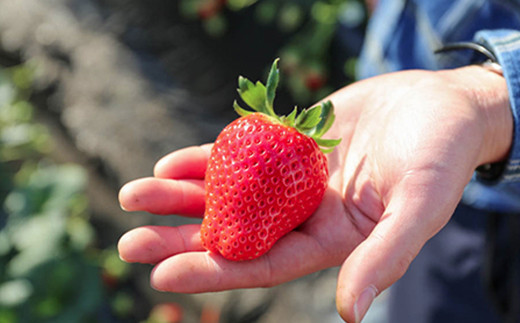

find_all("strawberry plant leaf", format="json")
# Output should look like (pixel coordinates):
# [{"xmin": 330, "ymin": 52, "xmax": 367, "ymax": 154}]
[
  {"xmin": 233, "ymin": 100, "xmax": 253, "ymax": 117},
  {"xmin": 233, "ymin": 58, "xmax": 341, "ymax": 153},
  {"xmin": 237, "ymin": 76, "xmax": 268, "ymax": 114},
  {"xmin": 296, "ymin": 105, "xmax": 322, "ymax": 130},
  {"xmin": 265, "ymin": 58, "xmax": 280, "ymax": 115},
  {"xmin": 314, "ymin": 101, "xmax": 335, "ymax": 137},
  {"xmin": 314, "ymin": 137, "xmax": 342, "ymax": 150},
  {"xmin": 286, "ymin": 106, "xmax": 298, "ymax": 126},
  {"xmin": 320, "ymin": 147, "xmax": 336, "ymax": 154},
  {"xmin": 294, "ymin": 107, "xmax": 306, "ymax": 126}
]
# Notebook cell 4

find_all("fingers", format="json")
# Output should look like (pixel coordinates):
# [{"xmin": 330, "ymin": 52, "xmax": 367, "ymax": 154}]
[
  {"xmin": 336, "ymin": 178, "xmax": 458, "ymax": 323},
  {"xmin": 118, "ymin": 225, "xmax": 203, "ymax": 263},
  {"xmin": 119, "ymin": 144, "xmax": 212, "ymax": 216},
  {"xmin": 336, "ymin": 221, "xmax": 423, "ymax": 323},
  {"xmin": 150, "ymin": 252, "xmax": 273, "ymax": 293},
  {"xmin": 154, "ymin": 144, "xmax": 213, "ymax": 179},
  {"xmin": 117, "ymin": 225, "xmax": 279, "ymax": 290},
  {"xmin": 119, "ymin": 177, "xmax": 205, "ymax": 216},
  {"xmin": 149, "ymin": 230, "xmax": 337, "ymax": 293}
]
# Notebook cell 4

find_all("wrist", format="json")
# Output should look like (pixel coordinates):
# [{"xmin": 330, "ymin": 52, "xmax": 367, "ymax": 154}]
[{"xmin": 443, "ymin": 65, "xmax": 513, "ymax": 168}]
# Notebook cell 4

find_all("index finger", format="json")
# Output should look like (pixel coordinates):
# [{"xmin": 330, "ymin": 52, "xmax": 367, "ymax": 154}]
[
  {"xmin": 119, "ymin": 177, "xmax": 205, "ymax": 216},
  {"xmin": 154, "ymin": 144, "xmax": 213, "ymax": 179}
]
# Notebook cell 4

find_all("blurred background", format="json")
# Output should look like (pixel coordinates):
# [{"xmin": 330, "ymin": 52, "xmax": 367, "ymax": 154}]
[{"xmin": 0, "ymin": 0, "xmax": 377, "ymax": 322}]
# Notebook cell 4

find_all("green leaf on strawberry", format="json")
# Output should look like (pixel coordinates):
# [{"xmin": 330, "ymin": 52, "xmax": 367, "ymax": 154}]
[{"xmin": 234, "ymin": 58, "xmax": 340, "ymax": 152}]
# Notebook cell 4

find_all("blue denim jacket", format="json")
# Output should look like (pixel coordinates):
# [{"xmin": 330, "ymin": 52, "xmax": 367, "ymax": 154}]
[{"xmin": 357, "ymin": 0, "xmax": 520, "ymax": 212}]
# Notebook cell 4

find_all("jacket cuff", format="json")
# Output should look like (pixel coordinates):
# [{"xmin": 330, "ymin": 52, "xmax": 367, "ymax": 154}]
[{"xmin": 475, "ymin": 30, "xmax": 520, "ymax": 183}]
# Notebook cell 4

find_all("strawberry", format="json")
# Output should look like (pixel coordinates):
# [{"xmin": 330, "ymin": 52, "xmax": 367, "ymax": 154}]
[
  {"xmin": 148, "ymin": 303, "xmax": 183, "ymax": 323},
  {"xmin": 197, "ymin": 0, "xmax": 227, "ymax": 20},
  {"xmin": 304, "ymin": 70, "xmax": 327, "ymax": 91},
  {"xmin": 200, "ymin": 59, "xmax": 340, "ymax": 261}
]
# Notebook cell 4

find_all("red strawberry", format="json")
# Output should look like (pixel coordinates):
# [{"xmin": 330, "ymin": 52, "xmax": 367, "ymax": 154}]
[
  {"xmin": 197, "ymin": 0, "xmax": 226, "ymax": 20},
  {"xmin": 148, "ymin": 303, "xmax": 183, "ymax": 323},
  {"xmin": 200, "ymin": 59, "xmax": 340, "ymax": 261},
  {"xmin": 304, "ymin": 70, "xmax": 327, "ymax": 91}
]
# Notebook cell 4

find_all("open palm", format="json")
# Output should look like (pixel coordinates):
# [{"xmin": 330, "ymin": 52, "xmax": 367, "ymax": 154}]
[{"xmin": 118, "ymin": 67, "xmax": 511, "ymax": 322}]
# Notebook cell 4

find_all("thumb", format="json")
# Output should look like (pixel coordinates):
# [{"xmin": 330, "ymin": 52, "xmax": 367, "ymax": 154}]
[{"xmin": 335, "ymin": 183, "xmax": 460, "ymax": 323}]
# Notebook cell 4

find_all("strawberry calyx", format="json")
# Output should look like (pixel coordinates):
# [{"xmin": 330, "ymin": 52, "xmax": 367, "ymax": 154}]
[{"xmin": 233, "ymin": 58, "xmax": 341, "ymax": 153}]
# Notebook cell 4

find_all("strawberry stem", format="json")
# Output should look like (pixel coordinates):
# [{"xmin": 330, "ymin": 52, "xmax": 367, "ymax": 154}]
[{"xmin": 234, "ymin": 58, "xmax": 341, "ymax": 153}]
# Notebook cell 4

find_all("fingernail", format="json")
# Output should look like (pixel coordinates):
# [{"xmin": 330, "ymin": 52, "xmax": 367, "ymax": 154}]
[
  {"xmin": 118, "ymin": 253, "xmax": 128, "ymax": 263},
  {"xmin": 354, "ymin": 285, "xmax": 378, "ymax": 323}
]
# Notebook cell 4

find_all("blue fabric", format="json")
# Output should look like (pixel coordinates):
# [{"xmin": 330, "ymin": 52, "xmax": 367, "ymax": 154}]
[
  {"xmin": 359, "ymin": 0, "xmax": 520, "ymax": 75},
  {"xmin": 352, "ymin": 1, "xmax": 520, "ymax": 322},
  {"xmin": 388, "ymin": 204, "xmax": 508, "ymax": 323},
  {"xmin": 476, "ymin": 30, "xmax": 520, "ymax": 183},
  {"xmin": 357, "ymin": 0, "xmax": 520, "ymax": 213}
]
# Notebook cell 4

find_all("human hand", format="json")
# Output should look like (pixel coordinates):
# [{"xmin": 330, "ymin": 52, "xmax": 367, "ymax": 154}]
[{"xmin": 118, "ymin": 66, "xmax": 511, "ymax": 322}]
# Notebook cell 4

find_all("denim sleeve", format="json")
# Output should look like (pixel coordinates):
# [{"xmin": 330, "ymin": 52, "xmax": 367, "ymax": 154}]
[{"xmin": 475, "ymin": 30, "xmax": 520, "ymax": 183}]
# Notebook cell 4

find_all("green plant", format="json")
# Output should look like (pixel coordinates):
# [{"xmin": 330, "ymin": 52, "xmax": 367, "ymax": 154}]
[
  {"xmin": 0, "ymin": 65, "xmax": 130, "ymax": 322},
  {"xmin": 180, "ymin": 0, "xmax": 367, "ymax": 103}
]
